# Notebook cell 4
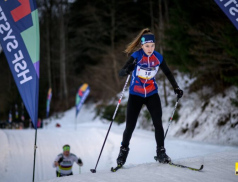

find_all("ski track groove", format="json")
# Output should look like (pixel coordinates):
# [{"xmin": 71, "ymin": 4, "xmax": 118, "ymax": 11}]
[{"xmin": 1, "ymin": 118, "xmax": 238, "ymax": 182}]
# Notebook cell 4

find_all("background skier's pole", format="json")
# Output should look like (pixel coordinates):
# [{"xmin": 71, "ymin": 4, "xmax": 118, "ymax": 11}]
[
  {"xmin": 79, "ymin": 166, "xmax": 81, "ymax": 174},
  {"xmin": 90, "ymin": 75, "xmax": 130, "ymax": 173}
]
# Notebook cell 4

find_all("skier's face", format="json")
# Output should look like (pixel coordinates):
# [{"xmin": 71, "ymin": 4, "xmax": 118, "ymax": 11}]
[
  {"xmin": 141, "ymin": 43, "xmax": 155, "ymax": 56},
  {"xmin": 63, "ymin": 150, "xmax": 70, "ymax": 157}
]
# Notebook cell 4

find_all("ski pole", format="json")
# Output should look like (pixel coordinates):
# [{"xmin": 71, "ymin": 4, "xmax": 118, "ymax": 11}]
[
  {"xmin": 164, "ymin": 95, "xmax": 180, "ymax": 140},
  {"xmin": 90, "ymin": 75, "xmax": 130, "ymax": 173},
  {"xmin": 79, "ymin": 166, "xmax": 81, "ymax": 174}
]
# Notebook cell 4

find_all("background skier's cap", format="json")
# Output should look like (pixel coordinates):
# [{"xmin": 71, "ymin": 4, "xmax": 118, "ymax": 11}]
[{"xmin": 63, "ymin": 144, "xmax": 70, "ymax": 151}]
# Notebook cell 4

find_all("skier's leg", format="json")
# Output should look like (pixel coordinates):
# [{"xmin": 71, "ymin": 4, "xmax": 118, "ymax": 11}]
[
  {"xmin": 146, "ymin": 94, "xmax": 164, "ymax": 146},
  {"xmin": 121, "ymin": 94, "xmax": 143, "ymax": 147},
  {"xmin": 117, "ymin": 94, "xmax": 143, "ymax": 166},
  {"xmin": 67, "ymin": 172, "xmax": 73, "ymax": 176},
  {"xmin": 146, "ymin": 94, "xmax": 171, "ymax": 163},
  {"xmin": 56, "ymin": 171, "xmax": 61, "ymax": 177}
]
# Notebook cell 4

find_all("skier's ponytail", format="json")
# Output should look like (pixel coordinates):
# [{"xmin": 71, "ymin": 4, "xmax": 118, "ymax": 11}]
[{"xmin": 124, "ymin": 28, "xmax": 153, "ymax": 55}]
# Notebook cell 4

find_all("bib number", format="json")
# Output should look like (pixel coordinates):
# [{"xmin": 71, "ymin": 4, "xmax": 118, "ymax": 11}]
[{"xmin": 136, "ymin": 66, "xmax": 158, "ymax": 79}]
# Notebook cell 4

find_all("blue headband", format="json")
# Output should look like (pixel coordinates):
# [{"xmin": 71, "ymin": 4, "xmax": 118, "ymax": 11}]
[{"xmin": 141, "ymin": 34, "xmax": 155, "ymax": 45}]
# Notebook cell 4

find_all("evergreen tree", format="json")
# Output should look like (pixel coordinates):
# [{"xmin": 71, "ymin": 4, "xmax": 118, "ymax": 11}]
[{"xmin": 164, "ymin": 0, "xmax": 238, "ymax": 93}]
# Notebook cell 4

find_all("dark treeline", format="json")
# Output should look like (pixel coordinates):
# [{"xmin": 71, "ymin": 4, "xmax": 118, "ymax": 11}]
[{"xmin": 0, "ymin": 0, "xmax": 237, "ymax": 120}]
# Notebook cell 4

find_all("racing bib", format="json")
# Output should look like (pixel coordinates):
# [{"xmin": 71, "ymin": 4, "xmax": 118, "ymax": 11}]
[{"xmin": 136, "ymin": 66, "xmax": 158, "ymax": 80}]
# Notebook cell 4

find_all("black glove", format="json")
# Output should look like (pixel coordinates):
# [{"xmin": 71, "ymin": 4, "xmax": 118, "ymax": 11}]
[
  {"xmin": 78, "ymin": 158, "xmax": 83, "ymax": 166},
  {"xmin": 119, "ymin": 69, "xmax": 129, "ymax": 77},
  {"xmin": 58, "ymin": 157, "xmax": 64, "ymax": 164},
  {"xmin": 174, "ymin": 87, "xmax": 183, "ymax": 98},
  {"xmin": 119, "ymin": 62, "xmax": 136, "ymax": 77}
]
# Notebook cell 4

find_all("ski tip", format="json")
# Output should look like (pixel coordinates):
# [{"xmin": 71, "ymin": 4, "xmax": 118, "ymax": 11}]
[{"xmin": 111, "ymin": 167, "xmax": 116, "ymax": 172}]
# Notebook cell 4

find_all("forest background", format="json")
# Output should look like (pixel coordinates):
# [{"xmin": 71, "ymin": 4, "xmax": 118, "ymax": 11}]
[{"xmin": 0, "ymin": 0, "xmax": 237, "ymax": 121}]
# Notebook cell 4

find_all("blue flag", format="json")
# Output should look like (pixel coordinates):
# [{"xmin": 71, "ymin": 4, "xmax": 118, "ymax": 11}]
[
  {"xmin": 214, "ymin": 0, "xmax": 238, "ymax": 30},
  {"xmin": 76, "ymin": 84, "xmax": 90, "ymax": 117},
  {"xmin": 46, "ymin": 88, "xmax": 52, "ymax": 118},
  {"xmin": 0, "ymin": 0, "xmax": 40, "ymax": 128}
]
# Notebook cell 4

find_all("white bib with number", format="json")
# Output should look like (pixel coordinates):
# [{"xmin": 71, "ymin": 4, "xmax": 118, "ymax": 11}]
[{"xmin": 136, "ymin": 66, "xmax": 158, "ymax": 80}]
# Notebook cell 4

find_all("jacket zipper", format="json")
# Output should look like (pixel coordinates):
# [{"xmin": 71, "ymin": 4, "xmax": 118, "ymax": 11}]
[{"xmin": 144, "ymin": 55, "xmax": 151, "ymax": 97}]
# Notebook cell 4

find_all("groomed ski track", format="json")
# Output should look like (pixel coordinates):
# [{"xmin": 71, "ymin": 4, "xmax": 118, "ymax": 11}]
[{"xmin": 1, "ymin": 121, "xmax": 238, "ymax": 182}]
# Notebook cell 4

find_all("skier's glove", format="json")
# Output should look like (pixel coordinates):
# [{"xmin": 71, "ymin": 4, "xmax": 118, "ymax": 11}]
[
  {"xmin": 119, "ymin": 69, "xmax": 129, "ymax": 77},
  {"xmin": 174, "ymin": 87, "xmax": 183, "ymax": 98},
  {"xmin": 58, "ymin": 157, "xmax": 64, "ymax": 164},
  {"xmin": 119, "ymin": 62, "xmax": 136, "ymax": 77},
  {"xmin": 78, "ymin": 158, "xmax": 83, "ymax": 166}
]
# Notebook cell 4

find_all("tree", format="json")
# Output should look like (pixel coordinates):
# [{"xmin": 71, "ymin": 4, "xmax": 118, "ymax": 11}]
[
  {"xmin": 164, "ymin": 0, "xmax": 238, "ymax": 95},
  {"xmin": 58, "ymin": 0, "xmax": 68, "ymax": 105},
  {"xmin": 68, "ymin": 0, "xmax": 152, "ymax": 100}
]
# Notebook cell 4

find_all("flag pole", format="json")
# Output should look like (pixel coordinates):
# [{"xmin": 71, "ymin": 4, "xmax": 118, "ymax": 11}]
[{"xmin": 32, "ymin": 128, "xmax": 38, "ymax": 182}]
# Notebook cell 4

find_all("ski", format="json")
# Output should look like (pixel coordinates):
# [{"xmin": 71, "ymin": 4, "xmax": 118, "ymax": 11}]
[
  {"xmin": 111, "ymin": 158, "xmax": 203, "ymax": 173},
  {"xmin": 154, "ymin": 156, "xmax": 203, "ymax": 171},
  {"xmin": 169, "ymin": 162, "xmax": 203, "ymax": 171},
  {"xmin": 111, "ymin": 165, "xmax": 122, "ymax": 172}
]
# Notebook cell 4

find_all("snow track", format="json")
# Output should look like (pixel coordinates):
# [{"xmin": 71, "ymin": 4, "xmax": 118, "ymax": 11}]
[{"xmin": 1, "ymin": 107, "xmax": 238, "ymax": 182}]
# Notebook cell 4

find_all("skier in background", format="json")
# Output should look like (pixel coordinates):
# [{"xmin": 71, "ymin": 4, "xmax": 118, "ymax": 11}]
[
  {"xmin": 116, "ymin": 28, "xmax": 183, "ymax": 167},
  {"xmin": 53, "ymin": 144, "xmax": 83, "ymax": 177}
]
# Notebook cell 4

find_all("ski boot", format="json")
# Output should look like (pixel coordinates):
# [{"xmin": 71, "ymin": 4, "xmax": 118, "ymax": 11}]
[
  {"xmin": 156, "ymin": 146, "xmax": 171, "ymax": 163},
  {"xmin": 117, "ymin": 146, "xmax": 130, "ymax": 166}
]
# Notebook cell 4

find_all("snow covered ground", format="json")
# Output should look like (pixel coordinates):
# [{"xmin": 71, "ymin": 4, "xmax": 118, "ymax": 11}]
[
  {"xmin": 1, "ymin": 102, "xmax": 238, "ymax": 182},
  {"xmin": 135, "ymin": 71, "xmax": 238, "ymax": 146}
]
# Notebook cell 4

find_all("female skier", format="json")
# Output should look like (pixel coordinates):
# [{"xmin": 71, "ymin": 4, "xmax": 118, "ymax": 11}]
[{"xmin": 116, "ymin": 28, "xmax": 183, "ymax": 166}]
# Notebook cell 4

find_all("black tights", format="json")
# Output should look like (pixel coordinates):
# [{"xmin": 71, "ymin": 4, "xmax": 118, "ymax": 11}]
[{"xmin": 122, "ymin": 93, "xmax": 164, "ymax": 148}]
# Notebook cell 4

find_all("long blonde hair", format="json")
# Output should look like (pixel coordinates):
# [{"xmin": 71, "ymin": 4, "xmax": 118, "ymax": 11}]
[{"xmin": 124, "ymin": 28, "xmax": 154, "ymax": 55}]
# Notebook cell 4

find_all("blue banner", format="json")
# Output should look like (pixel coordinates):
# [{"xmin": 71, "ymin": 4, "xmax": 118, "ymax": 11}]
[
  {"xmin": 215, "ymin": 0, "xmax": 238, "ymax": 30},
  {"xmin": 76, "ymin": 84, "xmax": 90, "ymax": 117},
  {"xmin": 46, "ymin": 88, "xmax": 52, "ymax": 118},
  {"xmin": 0, "ymin": 0, "xmax": 40, "ymax": 128}
]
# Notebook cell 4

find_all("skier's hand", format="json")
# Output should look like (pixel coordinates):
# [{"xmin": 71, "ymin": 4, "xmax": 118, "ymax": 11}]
[
  {"xmin": 119, "ymin": 69, "xmax": 129, "ymax": 77},
  {"xmin": 78, "ymin": 158, "xmax": 83, "ymax": 166},
  {"xmin": 119, "ymin": 62, "xmax": 136, "ymax": 77},
  {"xmin": 174, "ymin": 87, "xmax": 183, "ymax": 98}
]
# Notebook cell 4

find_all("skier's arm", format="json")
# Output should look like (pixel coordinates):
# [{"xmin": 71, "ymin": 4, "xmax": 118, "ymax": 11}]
[
  {"xmin": 53, "ymin": 161, "xmax": 58, "ymax": 167},
  {"xmin": 119, "ymin": 56, "xmax": 136, "ymax": 77},
  {"xmin": 53, "ymin": 156, "xmax": 59, "ymax": 168},
  {"xmin": 160, "ymin": 59, "xmax": 183, "ymax": 98},
  {"xmin": 53, "ymin": 155, "xmax": 63, "ymax": 167},
  {"xmin": 72, "ymin": 154, "xmax": 83, "ymax": 166},
  {"xmin": 160, "ymin": 59, "xmax": 178, "ymax": 89}
]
